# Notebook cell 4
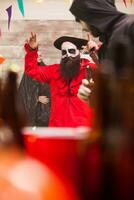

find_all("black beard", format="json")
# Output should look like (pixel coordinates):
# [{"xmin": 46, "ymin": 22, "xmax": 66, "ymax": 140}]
[{"xmin": 60, "ymin": 55, "xmax": 81, "ymax": 80}]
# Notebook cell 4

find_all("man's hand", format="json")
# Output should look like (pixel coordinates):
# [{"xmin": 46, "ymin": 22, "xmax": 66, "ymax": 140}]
[
  {"xmin": 86, "ymin": 33, "xmax": 99, "ymax": 52},
  {"xmin": 82, "ymin": 33, "xmax": 99, "ymax": 53},
  {"xmin": 77, "ymin": 79, "xmax": 92, "ymax": 101},
  {"xmin": 38, "ymin": 96, "xmax": 49, "ymax": 104},
  {"xmin": 26, "ymin": 32, "xmax": 38, "ymax": 49},
  {"xmin": 82, "ymin": 33, "xmax": 99, "ymax": 65}
]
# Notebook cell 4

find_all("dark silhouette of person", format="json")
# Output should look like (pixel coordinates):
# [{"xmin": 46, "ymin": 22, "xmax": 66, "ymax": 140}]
[{"xmin": 18, "ymin": 52, "xmax": 51, "ymax": 127}]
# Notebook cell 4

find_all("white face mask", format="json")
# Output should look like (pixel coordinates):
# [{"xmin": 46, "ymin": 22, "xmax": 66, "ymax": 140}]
[{"xmin": 61, "ymin": 42, "xmax": 80, "ymax": 59}]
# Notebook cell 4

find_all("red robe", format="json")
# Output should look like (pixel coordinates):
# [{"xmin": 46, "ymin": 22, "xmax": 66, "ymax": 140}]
[{"xmin": 24, "ymin": 44, "xmax": 95, "ymax": 127}]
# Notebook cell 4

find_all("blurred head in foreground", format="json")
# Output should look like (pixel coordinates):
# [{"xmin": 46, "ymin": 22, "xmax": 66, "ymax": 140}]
[
  {"xmin": 92, "ymin": 40, "xmax": 134, "ymax": 199},
  {"xmin": 0, "ymin": 70, "xmax": 78, "ymax": 200},
  {"xmin": 0, "ymin": 70, "xmax": 27, "ymax": 149}
]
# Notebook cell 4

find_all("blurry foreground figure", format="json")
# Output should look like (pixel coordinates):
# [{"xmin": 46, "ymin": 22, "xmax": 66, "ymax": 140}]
[
  {"xmin": 0, "ymin": 70, "xmax": 78, "ymax": 200},
  {"xmin": 76, "ymin": 41, "xmax": 134, "ymax": 199}
]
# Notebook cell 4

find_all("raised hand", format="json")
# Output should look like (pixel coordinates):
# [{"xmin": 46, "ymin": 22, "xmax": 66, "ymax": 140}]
[
  {"xmin": 86, "ymin": 33, "xmax": 99, "ymax": 65},
  {"xmin": 26, "ymin": 32, "xmax": 38, "ymax": 49},
  {"xmin": 81, "ymin": 33, "xmax": 99, "ymax": 53},
  {"xmin": 86, "ymin": 33, "xmax": 99, "ymax": 52}
]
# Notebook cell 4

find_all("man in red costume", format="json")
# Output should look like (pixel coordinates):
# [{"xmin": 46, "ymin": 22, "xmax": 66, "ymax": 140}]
[{"xmin": 24, "ymin": 32, "xmax": 96, "ymax": 127}]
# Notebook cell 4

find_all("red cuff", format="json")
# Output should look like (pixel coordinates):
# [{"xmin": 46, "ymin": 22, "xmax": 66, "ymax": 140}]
[{"xmin": 24, "ymin": 43, "xmax": 38, "ymax": 52}]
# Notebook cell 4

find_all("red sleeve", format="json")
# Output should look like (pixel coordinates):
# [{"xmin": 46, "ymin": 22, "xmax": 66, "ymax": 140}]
[
  {"xmin": 24, "ymin": 43, "xmax": 55, "ymax": 83},
  {"xmin": 88, "ymin": 61, "xmax": 96, "ymax": 69},
  {"xmin": 82, "ymin": 58, "xmax": 96, "ymax": 70}
]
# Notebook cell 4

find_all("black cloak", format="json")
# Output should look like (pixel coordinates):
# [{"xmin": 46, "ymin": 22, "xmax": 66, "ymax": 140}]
[
  {"xmin": 70, "ymin": 0, "xmax": 134, "ymax": 62},
  {"xmin": 18, "ymin": 65, "xmax": 51, "ymax": 127},
  {"xmin": 70, "ymin": 2, "xmax": 134, "ymax": 199},
  {"xmin": 70, "ymin": 0, "xmax": 124, "ymax": 35}
]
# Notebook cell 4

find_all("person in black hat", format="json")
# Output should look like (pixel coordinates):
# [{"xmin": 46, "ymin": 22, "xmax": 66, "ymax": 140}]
[{"xmin": 24, "ymin": 32, "xmax": 96, "ymax": 128}]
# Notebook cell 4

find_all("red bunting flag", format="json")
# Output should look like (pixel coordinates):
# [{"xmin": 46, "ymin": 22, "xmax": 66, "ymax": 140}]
[
  {"xmin": 0, "ymin": 55, "xmax": 5, "ymax": 64},
  {"xmin": 123, "ymin": 0, "xmax": 133, "ymax": 6},
  {"xmin": 123, "ymin": 0, "xmax": 127, "ymax": 6}
]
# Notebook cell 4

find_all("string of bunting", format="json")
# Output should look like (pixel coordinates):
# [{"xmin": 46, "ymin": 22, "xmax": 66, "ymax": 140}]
[
  {"xmin": 0, "ymin": 0, "xmax": 24, "ymax": 34},
  {"xmin": 0, "ymin": 0, "xmax": 133, "ymax": 35},
  {"xmin": 123, "ymin": 0, "xmax": 133, "ymax": 6},
  {"xmin": 0, "ymin": 0, "xmax": 25, "ymax": 65}
]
